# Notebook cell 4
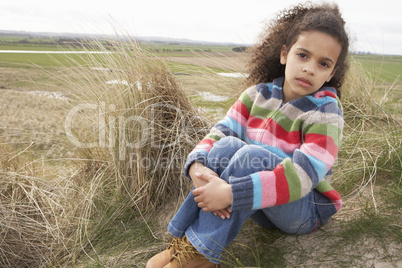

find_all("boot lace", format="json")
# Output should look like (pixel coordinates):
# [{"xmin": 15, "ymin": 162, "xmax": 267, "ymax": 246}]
[
  {"xmin": 170, "ymin": 237, "xmax": 201, "ymax": 267},
  {"xmin": 167, "ymin": 235, "xmax": 182, "ymax": 252}
]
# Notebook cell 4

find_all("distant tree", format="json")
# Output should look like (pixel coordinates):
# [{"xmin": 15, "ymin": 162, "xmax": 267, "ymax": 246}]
[{"xmin": 232, "ymin": 46, "xmax": 248, "ymax": 52}]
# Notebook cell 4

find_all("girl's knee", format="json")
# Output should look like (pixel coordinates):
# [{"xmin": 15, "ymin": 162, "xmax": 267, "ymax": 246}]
[
  {"xmin": 208, "ymin": 137, "xmax": 246, "ymax": 160},
  {"xmin": 207, "ymin": 137, "xmax": 246, "ymax": 173},
  {"xmin": 214, "ymin": 137, "xmax": 245, "ymax": 149},
  {"xmin": 233, "ymin": 145, "xmax": 283, "ymax": 171}
]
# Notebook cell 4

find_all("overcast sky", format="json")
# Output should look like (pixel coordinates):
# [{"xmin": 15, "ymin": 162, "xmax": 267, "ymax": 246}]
[{"xmin": 1, "ymin": 0, "xmax": 401, "ymax": 55}]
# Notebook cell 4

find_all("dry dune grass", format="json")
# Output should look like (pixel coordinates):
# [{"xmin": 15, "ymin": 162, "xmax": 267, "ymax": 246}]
[
  {"xmin": 0, "ymin": 140, "xmax": 78, "ymax": 267},
  {"xmin": 58, "ymin": 36, "xmax": 211, "ymax": 210},
  {"xmin": 334, "ymin": 58, "xmax": 401, "ymax": 196},
  {"xmin": 0, "ymin": 35, "xmax": 212, "ymax": 266}
]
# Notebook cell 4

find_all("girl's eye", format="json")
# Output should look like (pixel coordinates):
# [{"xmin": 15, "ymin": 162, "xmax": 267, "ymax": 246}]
[
  {"xmin": 320, "ymin": 62, "xmax": 330, "ymax": 68},
  {"xmin": 298, "ymin": 53, "xmax": 307, "ymax": 59}
]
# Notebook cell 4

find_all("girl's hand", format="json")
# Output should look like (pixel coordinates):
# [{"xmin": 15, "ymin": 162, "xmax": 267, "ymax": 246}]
[
  {"xmin": 212, "ymin": 208, "xmax": 233, "ymax": 220},
  {"xmin": 192, "ymin": 172, "xmax": 233, "ymax": 214},
  {"xmin": 188, "ymin": 162, "xmax": 218, "ymax": 189}
]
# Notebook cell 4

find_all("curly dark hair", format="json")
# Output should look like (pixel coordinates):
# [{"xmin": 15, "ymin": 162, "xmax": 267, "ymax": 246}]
[{"xmin": 246, "ymin": 2, "xmax": 349, "ymax": 98}]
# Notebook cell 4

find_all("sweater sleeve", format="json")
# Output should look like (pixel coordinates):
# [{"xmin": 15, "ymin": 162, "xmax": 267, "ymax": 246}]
[
  {"xmin": 229, "ymin": 99, "xmax": 344, "ymax": 211},
  {"xmin": 183, "ymin": 86, "xmax": 255, "ymax": 178}
]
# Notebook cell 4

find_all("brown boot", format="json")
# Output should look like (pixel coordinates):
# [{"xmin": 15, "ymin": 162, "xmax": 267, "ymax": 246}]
[
  {"xmin": 146, "ymin": 236, "xmax": 182, "ymax": 268},
  {"xmin": 163, "ymin": 236, "xmax": 220, "ymax": 268}
]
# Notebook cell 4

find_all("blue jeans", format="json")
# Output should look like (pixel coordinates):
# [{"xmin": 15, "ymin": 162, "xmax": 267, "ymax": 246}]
[{"xmin": 168, "ymin": 137, "xmax": 330, "ymax": 264}]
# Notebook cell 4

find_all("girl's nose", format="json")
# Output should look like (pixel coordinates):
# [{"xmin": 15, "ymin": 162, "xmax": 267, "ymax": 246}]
[{"xmin": 302, "ymin": 62, "xmax": 315, "ymax": 75}]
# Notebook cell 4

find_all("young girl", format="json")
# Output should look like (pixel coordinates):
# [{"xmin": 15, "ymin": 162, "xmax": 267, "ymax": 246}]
[{"xmin": 148, "ymin": 2, "xmax": 349, "ymax": 267}]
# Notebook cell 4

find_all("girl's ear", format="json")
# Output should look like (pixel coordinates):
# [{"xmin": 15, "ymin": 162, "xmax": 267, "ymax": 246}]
[{"xmin": 280, "ymin": 45, "xmax": 288, "ymax": 65}]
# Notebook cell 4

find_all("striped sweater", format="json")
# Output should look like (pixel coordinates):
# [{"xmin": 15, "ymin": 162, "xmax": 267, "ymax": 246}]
[{"xmin": 185, "ymin": 77, "xmax": 343, "ymax": 211}]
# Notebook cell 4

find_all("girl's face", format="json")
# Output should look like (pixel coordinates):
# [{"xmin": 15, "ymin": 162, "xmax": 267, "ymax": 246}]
[{"xmin": 280, "ymin": 31, "xmax": 342, "ymax": 102}]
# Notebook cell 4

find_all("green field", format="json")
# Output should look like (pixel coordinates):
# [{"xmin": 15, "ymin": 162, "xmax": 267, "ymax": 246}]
[
  {"xmin": 1, "ymin": 35, "xmax": 401, "ymax": 81},
  {"xmin": 354, "ymin": 54, "xmax": 402, "ymax": 84},
  {"xmin": 0, "ymin": 36, "xmax": 240, "ymax": 70}
]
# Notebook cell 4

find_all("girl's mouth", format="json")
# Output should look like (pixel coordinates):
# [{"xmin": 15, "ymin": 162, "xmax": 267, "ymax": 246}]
[{"xmin": 297, "ymin": 78, "xmax": 312, "ymax": 88}]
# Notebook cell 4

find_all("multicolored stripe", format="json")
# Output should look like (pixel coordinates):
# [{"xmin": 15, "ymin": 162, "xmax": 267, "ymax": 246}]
[{"xmin": 185, "ymin": 77, "xmax": 344, "ymax": 211}]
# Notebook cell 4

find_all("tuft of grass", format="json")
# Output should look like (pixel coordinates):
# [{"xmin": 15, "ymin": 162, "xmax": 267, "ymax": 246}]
[
  {"xmin": 58, "ymin": 34, "xmax": 210, "ymax": 211},
  {"xmin": 0, "ymin": 139, "xmax": 81, "ymax": 267},
  {"xmin": 329, "ymin": 57, "xmax": 402, "ymax": 261},
  {"xmin": 43, "ymin": 33, "xmax": 216, "ymax": 265},
  {"xmin": 333, "ymin": 58, "xmax": 401, "ymax": 201},
  {"xmin": 0, "ymin": 32, "xmax": 215, "ymax": 266}
]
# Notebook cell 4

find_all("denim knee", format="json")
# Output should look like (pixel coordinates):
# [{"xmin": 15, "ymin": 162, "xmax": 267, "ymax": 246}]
[
  {"xmin": 207, "ymin": 137, "xmax": 246, "ymax": 174},
  {"xmin": 231, "ymin": 144, "xmax": 283, "ymax": 172},
  {"xmin": 209, "ymin": 137, "xmax": 246, "ymax": 153}
]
